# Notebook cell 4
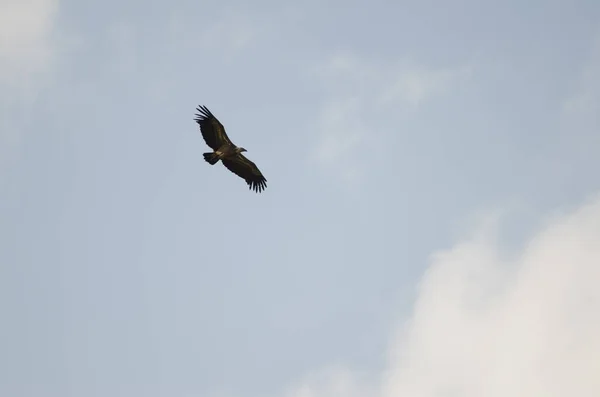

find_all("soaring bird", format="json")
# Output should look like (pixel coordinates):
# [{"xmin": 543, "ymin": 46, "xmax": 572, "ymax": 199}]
[{"xmin": 194, "ymin": 105, "xmax": 267, "ymax": 193}]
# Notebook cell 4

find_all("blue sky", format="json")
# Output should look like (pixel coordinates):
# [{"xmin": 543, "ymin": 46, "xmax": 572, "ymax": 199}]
[{"xmin": 1, "ymin": 0, "xmax": 599, "ymax": 396}]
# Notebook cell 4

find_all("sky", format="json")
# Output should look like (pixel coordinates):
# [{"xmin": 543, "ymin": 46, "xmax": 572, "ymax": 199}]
[{"xmin": 1, "ymin": 0, "xmax": 599, "ymax": 396}]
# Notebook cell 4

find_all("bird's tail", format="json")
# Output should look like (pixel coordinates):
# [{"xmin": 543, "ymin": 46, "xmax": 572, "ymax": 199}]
[{"xmin": 203, "ymin": 152, "xmax": 220, "ymax": 165}]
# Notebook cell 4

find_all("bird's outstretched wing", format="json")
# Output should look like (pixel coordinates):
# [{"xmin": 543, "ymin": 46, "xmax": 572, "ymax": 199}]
[
  {"xmin": 221, "ymin": 153, "xmax": 267, "ymax": 193},
  {"xmin": 194, "ymin": 105, "xmax": 233, "ymax": 150}
]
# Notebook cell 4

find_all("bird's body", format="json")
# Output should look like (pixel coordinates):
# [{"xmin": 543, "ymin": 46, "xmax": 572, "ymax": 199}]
[
  {"xmin": 194, "ymin": 105, "xmax": 267, "ymax": 193},
  {"xmin": 214, "ymin": 144, "xmax": 245, "ymax": 160}
]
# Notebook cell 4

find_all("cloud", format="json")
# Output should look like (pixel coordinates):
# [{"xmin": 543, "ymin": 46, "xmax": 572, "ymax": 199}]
[
  {"xmin": 287, "ymin": 193, "xmax": 600, "ymax": 397},
  {"xmin": 315, "ymin": 53, "xmax": 473, "ymax": 108},
  {"xmin": 167, "ymin": 6, "xmax": 262, "ymax": 61},
  {"xmin": 377, "ymin": 64, "xmax": 471, "ymax": 107},
  {"xmin": 0, "ymin": 0, "xmax": 60, "ymax": 89},
  {"xmin": 562, "ymin": 32, "xmax": 600, "ymax": 130},
  {"xmin": 284, "ymin": 366, "xmax": 375, "ymax": 397},
  {"xmin": 310, "ymin": 96, "xmax": 367, "ymax": 184},
  {"xmin": 104, "ymin": 21, "xmax": 138, "ymax": 76},
  {"xmin": 197, "ymin": 12, "xmax": 256, "ymax": 54},
  {"xmin": 310, "ymin": 53, "xmax": 472, "ymax": 184},
  {"xmin": 0, "ymin": 0, "xmax": 61, "ymax": 174}
]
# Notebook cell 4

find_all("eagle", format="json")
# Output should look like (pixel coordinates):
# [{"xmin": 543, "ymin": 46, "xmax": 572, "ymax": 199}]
[{"xmin": 194, "ymin": 105, "xmax": 267, "ymax": 193}]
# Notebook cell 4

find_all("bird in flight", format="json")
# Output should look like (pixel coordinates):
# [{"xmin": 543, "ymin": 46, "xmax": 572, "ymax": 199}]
[{"xmin": 194, "ymin": 105, "xmax": 267, "ymax": 193}]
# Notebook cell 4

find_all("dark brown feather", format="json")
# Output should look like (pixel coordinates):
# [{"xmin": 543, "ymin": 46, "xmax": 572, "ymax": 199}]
[
  {"xmin": 194, "ymin": 105, "xmax": 233, "ymax": 150},
  {"xmin": 222, "ymin": 154, "xmax": 267, "ymax": 193}
]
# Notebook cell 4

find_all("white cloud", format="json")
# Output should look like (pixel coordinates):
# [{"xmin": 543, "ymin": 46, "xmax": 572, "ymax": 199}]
[
  {"xmin": 310, "ymin": 96, "xmax": 366, "ymax": 184},
  {"xmin": 0, "ymin": 0, "xmax": 61, "ymax": 173},
  {"xmin": 378, "ymin": 64, "xmax": 471, "ymax": 107},
  {"xmin": 0, "ymin": 0, "xmax": 59, "ymax": 89},
  {"xmin": 562, "ymin": 33, "xmax": 600, "ymax": 132},
  {"xmin": 284, "ymin": 366, "xmax": 375, "ymax": 397},
  {"xmin": 198, "ymin": 13, "xmax": 255, "ymax": 53},
  {"xmin": 547, "ymin": 31, "xmax": 600, "ymax": 183},
  {"xmin": 287, "ymin": 193, "xmax": 600, "ymax": 397},
  {"xmin": 167, "ymin": 7, "xmax": 261, "ymax": 61},
  {"xmin": 563, "ymin": 33, "xmax": 600, "ymax": 113},
  {"xmin": 310, "ymin": 53, "xmax": 472, "ymax": 184},
  {"xmin": 104, "ymin": 21, "xmax": 138, "ymax": 76},
  {"xmin": 314, "ymin": 53, "xmax": 472, "ymax": 109}
]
